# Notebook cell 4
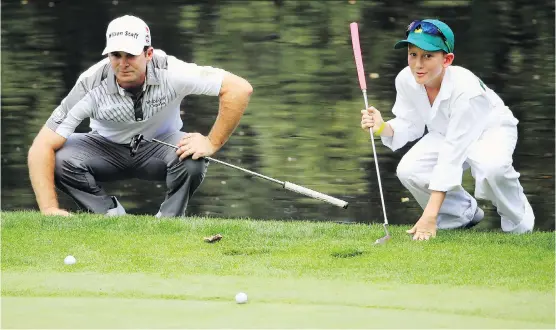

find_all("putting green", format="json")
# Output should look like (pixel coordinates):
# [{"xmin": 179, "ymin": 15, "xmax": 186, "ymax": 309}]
[{"xmin": 2, "ymin": 272, "xmax": 553, "ymax": 328}]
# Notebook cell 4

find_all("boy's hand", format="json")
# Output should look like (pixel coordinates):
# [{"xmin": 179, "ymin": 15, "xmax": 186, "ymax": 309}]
[
  {"xmin": 406, "ymin": 213, "xmax": 438, "ymax": 240},
  {"xmin": 360, "ymin": 106, "xmax": 385, "ymax": 133}
]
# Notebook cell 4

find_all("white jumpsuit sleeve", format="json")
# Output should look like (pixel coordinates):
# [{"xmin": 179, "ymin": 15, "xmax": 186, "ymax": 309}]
[
  {"xmin": 381, "ymin": 75, "xmax": 426, "ymax": 151},
  {"xmin": 429, "ymin": 94, "xmax": 491, "ymax": 191},
  {"xmin": 167, "ymin": 56, "xmax": 226, "ymax": 97}
]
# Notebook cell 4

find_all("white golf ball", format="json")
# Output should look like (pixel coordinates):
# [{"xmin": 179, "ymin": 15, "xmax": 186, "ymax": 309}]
[
  {"xmin": 235, "ymin": 292, "xmax": 248, "ymax": 304},
  {"xmin": 64, "ymin": 255, "xmax": 76, "ymax": 265}
]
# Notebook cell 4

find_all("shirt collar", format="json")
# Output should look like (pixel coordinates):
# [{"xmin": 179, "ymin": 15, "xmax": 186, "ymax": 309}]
[
  {"xmin": 107, "ymin": 60, "xmax": 160, "ymax": 95},
  {"xmin": 437, "ymin": 66, "xmax": 454, "ymax": 101}
]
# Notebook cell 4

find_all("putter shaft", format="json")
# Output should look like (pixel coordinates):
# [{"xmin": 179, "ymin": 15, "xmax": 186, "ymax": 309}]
[
  {"xmin": 362, "ymin": 90, "xmax": 389, "ymax": 227},
  {"xmin": 147, "ymin": 138, "xmax": 348, "ymax": 208},
  {"xmin": 151, "ymin": 138, "xmax": 283, "ymax": 185}
]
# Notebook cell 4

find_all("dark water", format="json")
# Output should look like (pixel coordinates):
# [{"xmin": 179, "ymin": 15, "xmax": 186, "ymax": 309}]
[{"xmin": 2, "ymin": 0, "xmax": 554, "ymax": 231}]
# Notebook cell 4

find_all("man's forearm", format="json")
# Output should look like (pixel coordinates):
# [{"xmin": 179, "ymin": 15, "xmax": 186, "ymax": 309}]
[
  {"xmin": 28, "ymin": 146, "xmax": 59, "ymax": 211},
  {"xmin": 208, "ymin": 84, "xmax": 252, "ymax": 150},
  {"xmin": 424, "ymin": 190, "xmax": 446, "ymax": 216}
]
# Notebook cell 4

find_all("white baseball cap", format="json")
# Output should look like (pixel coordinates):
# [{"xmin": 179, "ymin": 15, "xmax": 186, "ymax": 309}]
[{"xmin": 102, "ymin": 15, "xmax": 151, "ymax": 56}]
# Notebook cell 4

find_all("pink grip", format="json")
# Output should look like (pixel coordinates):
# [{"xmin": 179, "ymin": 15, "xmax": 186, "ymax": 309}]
[{"xmin": 350, "ymin": 22, "xmax": 367, "ymax": 90}]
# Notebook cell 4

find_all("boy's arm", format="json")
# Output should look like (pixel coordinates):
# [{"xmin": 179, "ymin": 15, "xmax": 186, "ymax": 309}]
[
  {"xmin": 409, "ymin": 93, "xmax": 490, "ymax": 240},
  {"xmin": 428, "ymin": 94, "xmax": 490, "ymax": 192},
  {"xmin": 380, "ymin": 74, "xmax": 425, "ymax": 150},
  {"xmin": 407, "ymin": 191, "xmax": 446, "ymax": 240}
]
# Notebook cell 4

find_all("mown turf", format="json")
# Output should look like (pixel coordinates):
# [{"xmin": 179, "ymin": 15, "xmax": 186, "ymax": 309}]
[{"xmin": 1, "ymin": 211, "xmax": 554, "ymax": 328}]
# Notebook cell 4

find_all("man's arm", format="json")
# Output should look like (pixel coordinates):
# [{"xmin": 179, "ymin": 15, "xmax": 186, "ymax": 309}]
[
  {"xmin": 28, "ymin": 126, "xmax": 68, "ymax": 215},
  {"xmin": 29, "ymin": 60, "xmax": 104, "ymax": 214},
  {"xmin": 379, "ymin": 74, "xmax": 426, "ymax": 151},
  {"xmin": 208, "ymin": 72, "xmax": 253, "ymax": 150},
  {"xmin": 177, "ymin": 72, "xmax": 253, "ymax": 160}
]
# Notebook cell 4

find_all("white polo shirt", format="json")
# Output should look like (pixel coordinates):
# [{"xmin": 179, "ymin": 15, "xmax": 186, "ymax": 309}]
[
  {"xmin": 46, "ymin": 49, "xmax": 225, "ymax": 144},
  {"xmin": 381, "ymin": 65, "xmax": 519, "ymax": 192}
]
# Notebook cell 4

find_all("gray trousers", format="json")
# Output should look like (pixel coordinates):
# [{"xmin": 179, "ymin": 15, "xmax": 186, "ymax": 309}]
[{"xmin": 54, "ymin": 131, "xmax": 208, "ymax": 217}]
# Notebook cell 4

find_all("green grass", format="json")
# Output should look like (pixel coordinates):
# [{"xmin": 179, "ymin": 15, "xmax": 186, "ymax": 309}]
[{"xmin": 1, "ymin": 211, "xmax": 554, "ymax": 328}]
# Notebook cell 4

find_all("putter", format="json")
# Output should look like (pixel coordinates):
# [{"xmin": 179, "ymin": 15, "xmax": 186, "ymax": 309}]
[
  {"xmin": 130, "ymin": 134, "xmax": 349, "ymax": 209},
  {"xmin": 350, "ymin": 22, "xmax": 391, "ymax": 244}
]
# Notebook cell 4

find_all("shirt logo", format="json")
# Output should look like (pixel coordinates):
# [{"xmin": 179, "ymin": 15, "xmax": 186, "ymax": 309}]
[
  {"xmin": 146, "ymin": 97, "xmax": 167, "ymax": 108},
  {"xmin": 52, "ymin": 108, "xmax": 66, "ymax": 124}
]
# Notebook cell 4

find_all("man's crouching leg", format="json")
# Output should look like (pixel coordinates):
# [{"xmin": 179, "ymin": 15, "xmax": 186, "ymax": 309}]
[
  {"xmin": 156, "ymin": 157, "xmax": 209, "ymax": 218},
  {"xmin": 54, "ymin": 133, "xmax": 128, "ymax": 215}
]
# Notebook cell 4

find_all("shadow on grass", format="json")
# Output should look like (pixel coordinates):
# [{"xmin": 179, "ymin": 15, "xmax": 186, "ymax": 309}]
[{"xmin": 330, "ymin": 249, "xmax": 364, "ymax": 258}]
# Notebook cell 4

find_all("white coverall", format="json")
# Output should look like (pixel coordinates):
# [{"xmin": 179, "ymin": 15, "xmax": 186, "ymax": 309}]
[{"xmin": 381, "ymin": 66, "xmax": 534, "ymax": 233}]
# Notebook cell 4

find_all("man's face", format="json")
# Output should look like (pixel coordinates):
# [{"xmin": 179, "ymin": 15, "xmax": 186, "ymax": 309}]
[
  {"xmin": 109, "ymin": 47, "xmax": 153, "ymax": 88},
  {"xmin": 407, "ymin": 44, "xmax": 453, "ymax": 85}
]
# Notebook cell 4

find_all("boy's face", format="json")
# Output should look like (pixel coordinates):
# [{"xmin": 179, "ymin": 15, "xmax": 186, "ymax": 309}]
[{"xmin": 407, "ymin": 44, "xmax": 454, "ymax": 86}]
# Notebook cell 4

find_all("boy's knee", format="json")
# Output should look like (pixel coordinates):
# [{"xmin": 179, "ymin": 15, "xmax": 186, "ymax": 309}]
[
  {"xmin": 396, "ymin": 157, "xmax": 431, "ymax": 188},
  {"xmin": 396, "ymin": 158, "xmax": 414, "ymax": 182},
  {"xmin": 478, "ymin": 161, "xmax": 513, "ymax": 183}
]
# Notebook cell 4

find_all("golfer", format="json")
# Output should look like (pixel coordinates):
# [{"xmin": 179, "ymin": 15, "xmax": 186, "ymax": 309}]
[
  {"xmin": 28, "ymin": 15, "xmax": 253, "ymax": 217},
  {"xmin": 360, "ymin": 19, "xmax": 534, "ymax": 240}
]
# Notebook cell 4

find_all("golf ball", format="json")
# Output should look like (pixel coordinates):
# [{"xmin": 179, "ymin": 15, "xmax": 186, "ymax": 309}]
[
  {"xmin": 64, "ymin": 255, "xmax": 76, "ymax": 265},
  {"xmin": 235, "ymin": 292, "xmax": 248, "ymax": 304}
]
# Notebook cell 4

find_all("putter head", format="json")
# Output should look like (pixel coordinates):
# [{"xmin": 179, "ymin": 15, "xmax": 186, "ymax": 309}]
[
  {"xmin": 373, "ymin": 223, "xmax": 391, "ymax": 245},
  {"xmin": 373, "ymin": 235, "xmax": 391, "ymax": 245}
]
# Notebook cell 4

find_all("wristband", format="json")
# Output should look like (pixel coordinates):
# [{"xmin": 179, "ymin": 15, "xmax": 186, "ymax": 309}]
[{"xmin": 374, "ymin": 122, "xmax": 386, "ymax": 136}]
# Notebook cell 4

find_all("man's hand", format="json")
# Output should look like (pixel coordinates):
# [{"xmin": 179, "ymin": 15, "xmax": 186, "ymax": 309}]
[
  {"xmin": 42, "ymin": 207, "xmax": 72, "ymax": 216},
  {"xmin": 406, "ymin": 213, "xmax": 437, "ymax": 240},
  {"xmin": 176, "ymin": 133, "xmax": 217, "ymax": 161}
]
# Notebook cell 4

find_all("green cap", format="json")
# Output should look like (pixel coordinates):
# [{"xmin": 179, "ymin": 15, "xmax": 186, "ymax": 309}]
[{"xmin": 394, "ymin": 19, "xmax": 455, "ymax": 53}]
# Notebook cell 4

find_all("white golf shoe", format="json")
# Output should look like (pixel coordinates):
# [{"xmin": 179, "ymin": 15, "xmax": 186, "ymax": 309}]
[{"xmin": 106, "ymin": 196, "xmax": 126, "ymax": 216}]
